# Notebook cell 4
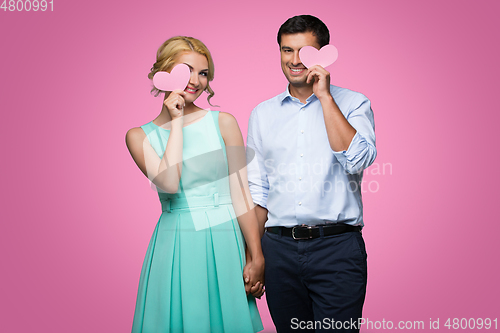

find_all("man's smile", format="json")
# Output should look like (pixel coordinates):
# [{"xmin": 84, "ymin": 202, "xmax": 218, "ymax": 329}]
[{"xmin": 289, "ymin": 67, "xmax": 306, "ymax": 75}]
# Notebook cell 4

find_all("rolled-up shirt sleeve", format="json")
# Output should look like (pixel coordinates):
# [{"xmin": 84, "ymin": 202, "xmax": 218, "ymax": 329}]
[
  {"xmin": 246, "ymin": 108, "xmax": 269, "ymax": 208},
  {"xmin": 332, "ymin": 94, "xmax": 377, "ymax": 174}
]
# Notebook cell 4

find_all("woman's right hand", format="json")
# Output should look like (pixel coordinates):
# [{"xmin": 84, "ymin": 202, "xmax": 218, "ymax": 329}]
[{"xmin": 163, "ymin": 89, "xmax": 186, "ymax": 120}]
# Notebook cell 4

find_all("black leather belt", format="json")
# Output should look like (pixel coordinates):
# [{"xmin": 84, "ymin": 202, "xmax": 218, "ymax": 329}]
[{"xmin": 266, "ymin": 224, "xmax": 361, "ymax": 240}]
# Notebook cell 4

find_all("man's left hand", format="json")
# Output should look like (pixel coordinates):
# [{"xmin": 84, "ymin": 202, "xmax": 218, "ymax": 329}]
[{"xmin": 306, "ymin": 65, "xmax": 331, "ymax": 100}]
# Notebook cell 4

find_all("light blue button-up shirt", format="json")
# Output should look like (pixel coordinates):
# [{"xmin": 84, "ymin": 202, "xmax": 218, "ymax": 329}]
[{"xmin": 246, "ymin": 84, "xmax": 377, "ymax": 227}]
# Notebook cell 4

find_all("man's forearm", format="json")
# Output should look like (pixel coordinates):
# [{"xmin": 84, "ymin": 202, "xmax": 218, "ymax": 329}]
[
  {"xmin": 245, "ymin": 204, "xmax": 267, "ymax": 264},
  {"xmin": 320, "ymin": 95, "xmax": 356, "ymax": 152},
  {"xmin": 254, "ymin": 204, "xmax": 268, "ymax": 238}
]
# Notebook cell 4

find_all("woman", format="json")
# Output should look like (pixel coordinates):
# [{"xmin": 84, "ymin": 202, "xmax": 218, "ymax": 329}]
[{"xmin": 125, "ymin": 36, "xmax": 264, "ymax": 332}]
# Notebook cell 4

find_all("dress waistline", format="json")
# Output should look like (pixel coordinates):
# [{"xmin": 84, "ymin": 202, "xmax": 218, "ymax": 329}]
[{"xmin": 161, "ymin": 193, "xmax": 232, "ymax": 213}]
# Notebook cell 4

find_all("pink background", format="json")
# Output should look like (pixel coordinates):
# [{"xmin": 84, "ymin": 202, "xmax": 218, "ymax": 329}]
[{"xmin": 1, "ymin": 0, "xmax": 499, "ymax": 332}]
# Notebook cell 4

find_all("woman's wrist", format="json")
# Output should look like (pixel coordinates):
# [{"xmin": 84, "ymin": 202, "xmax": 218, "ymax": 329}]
[{"xmin": 170, "ymin": 117, "xmax": 184, "ymax": 128}]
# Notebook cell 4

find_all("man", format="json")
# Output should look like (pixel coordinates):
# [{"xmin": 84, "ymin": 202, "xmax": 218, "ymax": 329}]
[{"xmin": 246, "ymin": 15, "xmax": 377, "ymax": 332}]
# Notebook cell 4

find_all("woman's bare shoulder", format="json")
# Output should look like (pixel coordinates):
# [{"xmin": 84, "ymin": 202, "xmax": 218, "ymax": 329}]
[
  {"xmin": 218, "ymin": 111, "xmax": 239, "ymax": 128},
  {"xmin": 218, "ymin": 112, "xmax": 243, "ymax": 145},
  {"xmin": 125, "ymin": 126, "xmax": 147, "ymax": 149}
]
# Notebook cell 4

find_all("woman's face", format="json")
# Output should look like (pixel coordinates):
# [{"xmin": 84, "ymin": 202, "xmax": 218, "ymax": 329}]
[{"xmin": 173, "ymin": 51, "xmax": 209, "ymax": 104}]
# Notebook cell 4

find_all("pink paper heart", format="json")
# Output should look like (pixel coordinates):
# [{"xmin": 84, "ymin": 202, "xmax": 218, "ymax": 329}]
[
  {"xmin": 299, "ymin": 45, "xmax": 339, "ymax": 69},
  {"xmin": 152, "ymin": 63, "xmax": 190, "ymax": 91}
]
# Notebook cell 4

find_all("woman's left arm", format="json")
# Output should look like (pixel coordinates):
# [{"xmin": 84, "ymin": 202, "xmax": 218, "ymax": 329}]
[{"xmin": 219, "ymin": 112, "xmax": 265, "ymax": 297}]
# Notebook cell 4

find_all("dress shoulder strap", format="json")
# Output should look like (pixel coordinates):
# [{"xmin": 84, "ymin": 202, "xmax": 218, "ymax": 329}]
[
  {"xmin": 140, "ymin": 121, "xmax": 167, "ymax": 158},
  {"xmin": 209, "ymin": 111, "xmax": 226, "ymax": 149},
  {"xmin": 140, "ymin": 121, "xmax": 155, "ymax": 135}
]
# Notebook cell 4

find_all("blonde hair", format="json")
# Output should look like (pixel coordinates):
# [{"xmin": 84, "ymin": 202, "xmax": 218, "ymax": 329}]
[{"xmin": 148, "ymin": 36, "xmax": 215, "ymax": 106}]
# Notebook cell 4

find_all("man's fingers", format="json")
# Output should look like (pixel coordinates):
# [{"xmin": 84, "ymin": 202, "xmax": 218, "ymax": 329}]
[
  {"xmin": 251, "ymin": 284, "xmax": 265, "ymax": 298},
  {"xmin": 308, "ymin": 64, "xmax": 328, "ymax": 74},
  {"xmin": 249, "ymin": 281, "xmax": 260, "ymax": 293},
  {"xmin": 306, "ymin": 70, "xmax": 315, "ymax": 84}
]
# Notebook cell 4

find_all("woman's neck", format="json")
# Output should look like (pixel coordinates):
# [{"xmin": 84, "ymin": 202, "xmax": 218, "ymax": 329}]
[{"xmin": 154, "ymin": 102, "xmax": 205, "ymax": 126}]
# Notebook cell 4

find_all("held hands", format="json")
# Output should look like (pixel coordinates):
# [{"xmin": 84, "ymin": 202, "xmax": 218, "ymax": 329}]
[
  {"xmin": 163, "ymin": 89, "xmax": 186, "ymax": 120},
  {"xmin": 306, "ymin": 65, "xmax": 332, "ymax": 101},
  {"xmin": 243, "ymin": 255, "xmax": 265, "ymax": 299}
]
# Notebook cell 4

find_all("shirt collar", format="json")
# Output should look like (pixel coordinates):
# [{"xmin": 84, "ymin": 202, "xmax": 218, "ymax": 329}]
[
  {"xmin": 279, "ymin": 84, "xmax": 318, "ymax": 104},
  {"xmin": 278, "ymin": 85, "xmax": 292, "ymax": 104}
]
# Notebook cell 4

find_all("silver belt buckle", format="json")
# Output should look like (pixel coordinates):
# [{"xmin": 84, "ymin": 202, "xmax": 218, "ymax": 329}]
[{"xmin": 292, "ymin": 224, "xmax": 313, "ymax": 240}]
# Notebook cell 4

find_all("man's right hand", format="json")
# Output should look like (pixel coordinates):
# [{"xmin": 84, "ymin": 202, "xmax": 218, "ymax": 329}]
[{"xmin": 243, "ymin": 259, "xmax": 265, "ymax": 299}]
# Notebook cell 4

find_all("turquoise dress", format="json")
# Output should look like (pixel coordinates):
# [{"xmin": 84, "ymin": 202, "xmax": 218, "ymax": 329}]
[{"xmin": 131, "ymin": 110, "xmax": 263, "ymax": 333}]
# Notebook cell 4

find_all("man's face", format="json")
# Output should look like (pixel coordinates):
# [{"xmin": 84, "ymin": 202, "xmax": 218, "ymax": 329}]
[{"xmin": 280, "ymin": 31, "xmax": 321, "ymax": 87}]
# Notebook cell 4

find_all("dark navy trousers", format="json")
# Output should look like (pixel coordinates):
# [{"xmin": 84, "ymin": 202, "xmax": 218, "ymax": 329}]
[{"xmin": 261, "ymin": 230, "xmax": 367, "ymax": 332}]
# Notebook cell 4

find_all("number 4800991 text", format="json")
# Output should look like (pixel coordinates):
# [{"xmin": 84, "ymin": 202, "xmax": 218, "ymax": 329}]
[{"xmin": 1, "ymin": 0, "xmax": 53, "ymax": 11}]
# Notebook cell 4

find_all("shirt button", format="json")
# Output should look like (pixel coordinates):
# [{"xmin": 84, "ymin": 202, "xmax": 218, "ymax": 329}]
[
  {"xmin": 298, "ymin": 202, "xmax": 302, "ymax": 205},
  {"xmin": 300, "ymin": 153, "xmax": 303, "ymax": 157},
  {"xmin": 299, "ymin": 177, "xmax": 302, "ymax": 180},
  {"xmin": 301, "ymin": 130, "xmax": 304, "ymax": 134}
]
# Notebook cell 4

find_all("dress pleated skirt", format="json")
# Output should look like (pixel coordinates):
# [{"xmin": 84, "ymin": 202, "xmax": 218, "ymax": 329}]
[{"xmin": 131, "ymin": 203, "xmax": 263, "ymax": 333}]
